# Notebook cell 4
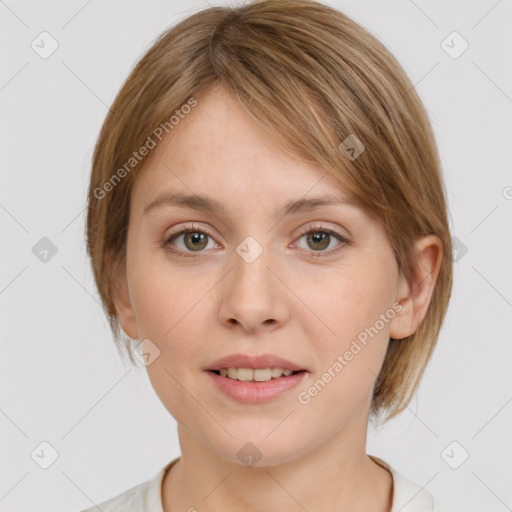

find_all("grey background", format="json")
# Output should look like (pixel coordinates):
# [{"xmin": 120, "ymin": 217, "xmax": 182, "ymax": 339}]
[{"xmin": 1, "ymin": 1, "xmax": 511, "ymax": 511}]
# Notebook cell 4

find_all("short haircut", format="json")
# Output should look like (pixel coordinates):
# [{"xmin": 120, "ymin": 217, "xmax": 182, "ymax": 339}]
[{"xmin": 86, "ymin": 0, "xmax": 453, "ymax": 424}]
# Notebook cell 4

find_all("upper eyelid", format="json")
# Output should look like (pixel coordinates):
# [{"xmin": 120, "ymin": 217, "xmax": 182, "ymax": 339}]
[{"xmin": 296, "ymin": 222, "xmax": 347, "ymax": 237}]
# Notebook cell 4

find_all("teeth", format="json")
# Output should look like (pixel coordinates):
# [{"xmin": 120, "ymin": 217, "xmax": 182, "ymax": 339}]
[{"xmin": 218, "ymin": 367, "xmax": 296, "ymax": 382}]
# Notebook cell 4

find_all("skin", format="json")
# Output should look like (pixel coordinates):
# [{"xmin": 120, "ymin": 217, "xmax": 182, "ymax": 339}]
[{"xmin": 113, "ymin": 84, "xmax": 443, "ymax": 512}]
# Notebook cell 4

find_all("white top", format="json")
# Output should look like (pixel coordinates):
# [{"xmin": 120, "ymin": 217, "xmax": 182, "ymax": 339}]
[{"xmin": 80, "ymin": 454, "xmax": 434, "ymax": 512}]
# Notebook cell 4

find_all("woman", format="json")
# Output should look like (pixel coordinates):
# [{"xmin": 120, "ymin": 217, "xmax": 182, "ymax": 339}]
[{"xmin": 83, "ymin": 1, "xmax": 453, "ymax": 510}]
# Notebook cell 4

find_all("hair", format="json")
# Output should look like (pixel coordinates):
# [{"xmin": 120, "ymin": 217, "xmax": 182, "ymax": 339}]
[{"xmin": 85, "ymin": 0, "xmax": 453, "ymax": 424}]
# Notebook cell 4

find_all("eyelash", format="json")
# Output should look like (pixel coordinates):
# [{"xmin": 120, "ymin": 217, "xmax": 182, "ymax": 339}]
[{"xmin": 162, "ymin": 222, "xmax": 348, "ymax": 259}]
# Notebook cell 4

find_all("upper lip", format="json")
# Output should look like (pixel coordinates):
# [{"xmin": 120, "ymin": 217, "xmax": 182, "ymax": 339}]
[{"xmin": 205, "ymin": 353, "xmax": 308, "ymax": 372}]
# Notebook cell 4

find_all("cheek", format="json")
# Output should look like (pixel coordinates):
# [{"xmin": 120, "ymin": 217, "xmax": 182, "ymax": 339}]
[
  {"xmin": 129, "ymin": 256, "xmax": 202, "ymax": 337},
  {"xmin": 299, "ymin": 268, "xmax": 394, "ymax": 372},
  {"xmin": 129, "ymin": 262, "xmax": 215, "ymax": 395},
  {"xmin": 132, "ymin": 266, "xmax": 207, "ymax": 416},
  {"xmin": 293, "ymin": 277, "xmax": 392, "ymax": 425}
]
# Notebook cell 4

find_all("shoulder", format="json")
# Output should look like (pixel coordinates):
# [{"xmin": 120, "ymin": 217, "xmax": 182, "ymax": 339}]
[
  {"xmin": 79, "ymin": 476, "xmax": 157, "ymax": 512},
  {"xmin": 79, "ymin": 459, "xmax": 177, "ymax": 512},
  {"xmin": 369, "ymin": 455, "xmax": 435, "ymax": 512}
]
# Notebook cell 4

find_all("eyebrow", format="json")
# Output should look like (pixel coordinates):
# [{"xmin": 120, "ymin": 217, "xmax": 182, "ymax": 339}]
[{"xmin": 143, "ymin": 192, "xmax": 363, "ymax": 218}]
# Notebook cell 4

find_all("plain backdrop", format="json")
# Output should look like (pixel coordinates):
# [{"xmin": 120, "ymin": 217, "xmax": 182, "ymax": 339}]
[{"xmin": 1, "ymin": 1, "xmax": 511, "ymax": 511}]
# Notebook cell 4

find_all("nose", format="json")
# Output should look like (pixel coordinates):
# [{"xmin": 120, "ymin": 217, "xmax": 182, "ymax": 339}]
[{"xmin": 217, "ymin": 245, "xmax": 290, "ymax": 334}]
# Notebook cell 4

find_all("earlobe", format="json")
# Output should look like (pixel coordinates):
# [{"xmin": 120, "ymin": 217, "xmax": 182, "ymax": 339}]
[
  {"xmin": 389, "ymin": 235, "xmax": 443, "ymax": 341},
  {"xmin": 106, "ymin": 250, "xmax": 139, "ymax": 340}
]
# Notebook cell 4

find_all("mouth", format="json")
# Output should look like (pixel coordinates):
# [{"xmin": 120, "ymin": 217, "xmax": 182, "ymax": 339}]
[{"xmin": 207, "ymin": 368, "xmax": 307, "ymax": 382}]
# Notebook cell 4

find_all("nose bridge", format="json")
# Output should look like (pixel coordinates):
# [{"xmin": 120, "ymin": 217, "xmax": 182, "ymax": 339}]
[{"xmin": 217, "ymin": 233, "xmax": 288, "ymax": 332}]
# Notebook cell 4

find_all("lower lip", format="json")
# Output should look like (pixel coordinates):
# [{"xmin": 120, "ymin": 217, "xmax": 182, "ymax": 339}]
[{"xmin": 206, "ymin": 370, "xmax": 308, "ymax": 404}]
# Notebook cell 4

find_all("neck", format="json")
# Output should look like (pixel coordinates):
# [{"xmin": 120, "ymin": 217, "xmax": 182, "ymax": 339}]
[{"xmin": 162, "ymin": 424, "xmax": 393, "ymax": 512}]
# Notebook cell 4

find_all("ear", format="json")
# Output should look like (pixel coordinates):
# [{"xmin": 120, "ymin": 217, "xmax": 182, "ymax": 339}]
[
  {"xmin": 389, "ymin": 235, "xmax": 443, "ymax": 340},
  {"xmin": 106, "ymin": 249, "xmax": 139, "ymax": 340}
]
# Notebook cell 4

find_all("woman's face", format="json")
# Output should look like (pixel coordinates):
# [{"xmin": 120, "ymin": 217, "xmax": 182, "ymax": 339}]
[{"xmin": 117, "ymin": 85, "xmax": 411, "ymax": 465}]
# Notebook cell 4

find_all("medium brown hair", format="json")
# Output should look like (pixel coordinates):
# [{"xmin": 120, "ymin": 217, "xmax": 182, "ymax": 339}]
[{"xmin": 86, "ymin": 0, "xmax": 453, "ymax": 424}]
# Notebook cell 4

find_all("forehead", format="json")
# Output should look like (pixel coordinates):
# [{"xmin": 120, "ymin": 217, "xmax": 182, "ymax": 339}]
[{"xmin": 132, "ymin": 85, "xmax": 357, "ymax": 208}]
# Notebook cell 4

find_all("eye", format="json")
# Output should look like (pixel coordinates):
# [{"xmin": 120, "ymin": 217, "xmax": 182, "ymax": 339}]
[
  {"xmin": 293, "ymin": 223, "xmax": 348, "ymax": 257},
  {"xmin": 162, "ymin": 223, "xmax": 218, "ymax": 258},
  {"xmin": 161, "ymin": 222, "xmax": 349, "ymax": 259}
]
